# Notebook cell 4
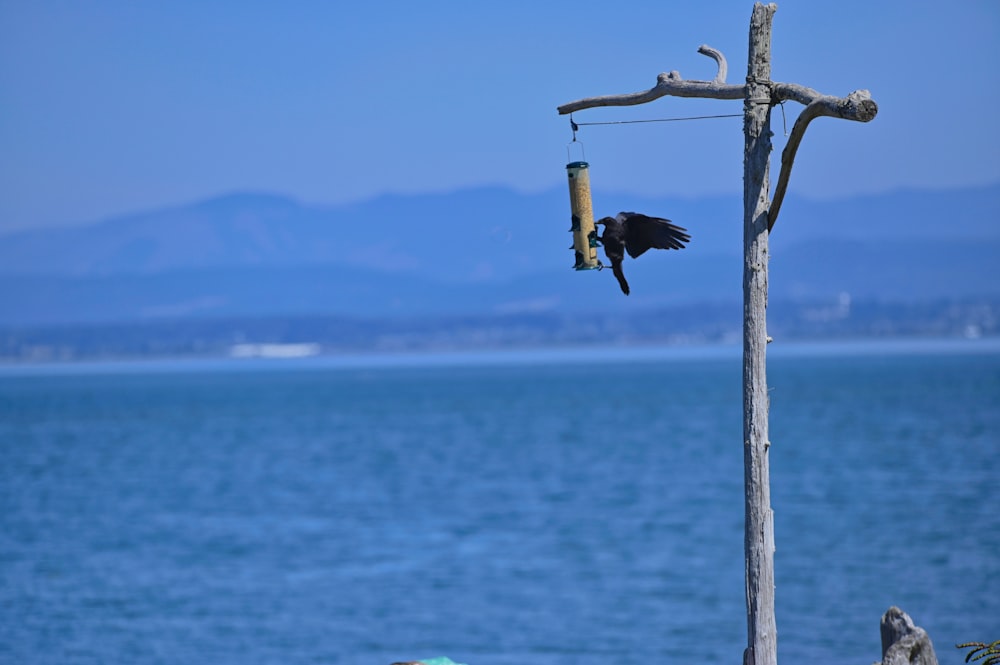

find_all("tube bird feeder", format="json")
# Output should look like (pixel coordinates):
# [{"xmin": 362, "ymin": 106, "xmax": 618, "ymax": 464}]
[{"xmin": 566, "ymin": 161, "xmax": 600, "ymax": 270}]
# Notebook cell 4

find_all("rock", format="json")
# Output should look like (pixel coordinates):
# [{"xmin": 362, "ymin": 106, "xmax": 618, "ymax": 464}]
[{"xmin": 879, "ymin": 606, "xmax": 938, "ymax": 665}]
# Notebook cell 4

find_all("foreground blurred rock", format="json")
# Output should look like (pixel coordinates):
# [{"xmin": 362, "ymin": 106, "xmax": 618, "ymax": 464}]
[{"xmin": 877, "ymin": 606, "xmax": 938, "ymax": 665}]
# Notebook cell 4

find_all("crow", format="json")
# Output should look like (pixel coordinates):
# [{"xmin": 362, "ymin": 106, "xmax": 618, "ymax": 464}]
[{"xmin": 596, "ymin": 212, "xmax": 690, "ymax": 295}]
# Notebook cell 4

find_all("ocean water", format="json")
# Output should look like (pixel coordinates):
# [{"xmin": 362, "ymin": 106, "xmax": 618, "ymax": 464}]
[{"xmin": 1, "ymin": 341, "xmax": 998, "ymax": 665}]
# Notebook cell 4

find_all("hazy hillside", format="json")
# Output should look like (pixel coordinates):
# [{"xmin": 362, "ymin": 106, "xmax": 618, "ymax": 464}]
[{"xmin": 0, "ymin": 184, "xmax": 997, "ymax": 325}]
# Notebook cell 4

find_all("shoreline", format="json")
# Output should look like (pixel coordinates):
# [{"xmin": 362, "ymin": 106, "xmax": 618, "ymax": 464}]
[{"xmin": 2, "ymin": 335, "xmax": 999, "ymax": 377}]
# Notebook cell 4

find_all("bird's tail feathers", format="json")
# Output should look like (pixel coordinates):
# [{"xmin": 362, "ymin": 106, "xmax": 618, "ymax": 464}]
[{"xmin": 611, "ymin": 261, "xmax": 630, "ymax": 295}]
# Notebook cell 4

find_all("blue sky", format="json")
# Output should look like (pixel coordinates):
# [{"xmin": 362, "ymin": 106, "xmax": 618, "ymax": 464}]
[{"xmin": 1, "ymin": 0, "xmax": 998, "ymax": 233}]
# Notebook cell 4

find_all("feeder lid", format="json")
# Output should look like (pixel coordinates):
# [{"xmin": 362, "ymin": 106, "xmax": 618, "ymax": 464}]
[{"xmin": 565, "ymin": 161, "xmax": 589, "ymax": 169}]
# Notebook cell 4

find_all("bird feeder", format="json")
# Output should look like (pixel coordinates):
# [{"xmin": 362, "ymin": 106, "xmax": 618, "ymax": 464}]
[{"xmin": 566, "ymin": 161, "xmax": 600, "ymax": 270}]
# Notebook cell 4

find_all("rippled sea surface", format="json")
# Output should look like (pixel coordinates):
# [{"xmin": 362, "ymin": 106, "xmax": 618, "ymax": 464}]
[{"xmin": 2, "ymin": 341, "xmax": 998, "ymax": 664}]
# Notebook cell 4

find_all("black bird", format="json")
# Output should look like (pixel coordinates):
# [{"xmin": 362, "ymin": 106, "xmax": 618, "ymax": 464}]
[{"xmin": 596, "ymin": 212, "xmax": 690, "ymax": 295}]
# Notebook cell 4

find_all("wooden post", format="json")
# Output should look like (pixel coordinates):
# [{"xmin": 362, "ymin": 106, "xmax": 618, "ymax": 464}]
[
  {"xmin": 556, "ymin": 4, "xmax": 876, "ymax": 663},
  {"xmin": 742, "ymin": 5, "xmax": 777, "ymax": 665}
]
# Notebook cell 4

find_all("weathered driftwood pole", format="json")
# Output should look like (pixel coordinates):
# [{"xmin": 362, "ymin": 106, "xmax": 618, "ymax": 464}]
[
  {"xmin": 556, "ymin": 4, "xmax": 877, "ymax": 664},
  {"xmin": 742, "ymin": 5, "xmax": 777, "ymax": 664}
]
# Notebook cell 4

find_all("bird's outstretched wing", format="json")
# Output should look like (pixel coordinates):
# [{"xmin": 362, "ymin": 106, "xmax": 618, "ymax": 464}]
[{"xmin": 619, "ymin": 212, "xmax": 691, "ymax": 258}]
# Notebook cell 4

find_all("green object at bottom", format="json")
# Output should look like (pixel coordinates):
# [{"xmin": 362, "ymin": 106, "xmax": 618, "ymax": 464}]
[{"xmin": 420, "ymin": 658, "xmax": 467, "ymax": 665}]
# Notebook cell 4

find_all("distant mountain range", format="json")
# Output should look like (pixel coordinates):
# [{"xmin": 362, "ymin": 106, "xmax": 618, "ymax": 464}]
[{"xmin": 1, "ymin": 184, "xmax": 998, "ymax": 326}]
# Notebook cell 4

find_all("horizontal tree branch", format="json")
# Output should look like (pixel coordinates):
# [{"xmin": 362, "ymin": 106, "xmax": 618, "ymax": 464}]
[
  {"xmin": 557, "ymin": 44, "xmax": 744, "ymax": 115},
  {"xmin": 768, "ymin": 89, "xmax": 878, "ymax": 230},
  {"xmin": 556, "ymin": 46, "xmax": 879, "ymax": 235}
]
